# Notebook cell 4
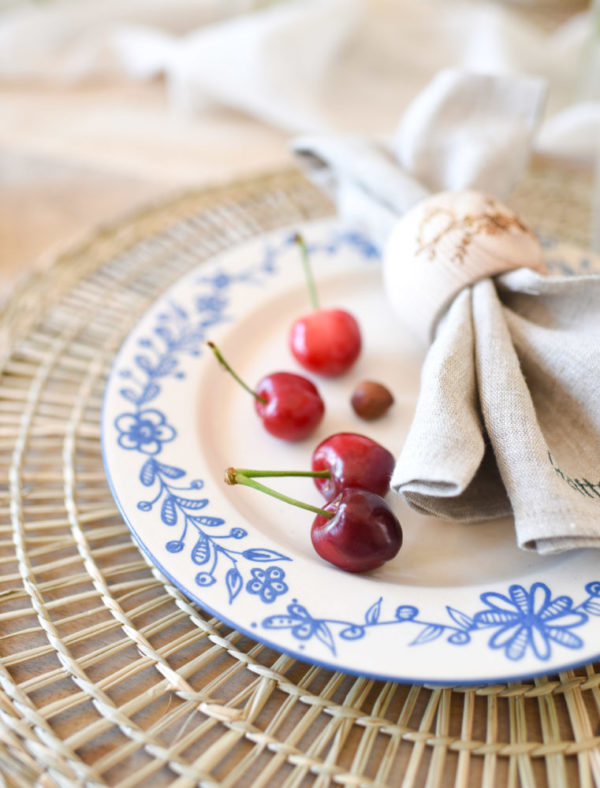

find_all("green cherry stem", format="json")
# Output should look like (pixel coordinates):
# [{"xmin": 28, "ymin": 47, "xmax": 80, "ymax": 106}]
[
  {"xmin": 207, "ymin": 341, "xmax": 267, "ymax": 405},
  {"xmin": 225, "ymin": 467, "xmax": 334, "ymax": 519},
  {"xmin": 233, "ymin": 467, "xmax": 331, "ymax": 479},
  {"xmin": 293, "ymin": 233, "xmax": 319, "ymax": 311}
]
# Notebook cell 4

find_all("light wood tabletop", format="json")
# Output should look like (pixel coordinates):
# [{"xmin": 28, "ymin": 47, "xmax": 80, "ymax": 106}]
[{"xmin": 0, "ymin": 81, "xmax": 291, "ymax": 293}]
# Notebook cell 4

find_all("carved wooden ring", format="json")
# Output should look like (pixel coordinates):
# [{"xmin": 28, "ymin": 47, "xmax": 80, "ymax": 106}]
[{"xmin": 383, "ymin": 190, "xmax": 547, "ymax": 344}]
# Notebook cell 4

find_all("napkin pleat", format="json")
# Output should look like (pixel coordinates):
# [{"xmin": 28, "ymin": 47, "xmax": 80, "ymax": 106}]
[
  {"xmin": 395, "ymin": 270, "xmax": 600, "ymax": 553},
  {"xmin": 394, "ymin": 287, "xmax": 511, "ymax": 522}
]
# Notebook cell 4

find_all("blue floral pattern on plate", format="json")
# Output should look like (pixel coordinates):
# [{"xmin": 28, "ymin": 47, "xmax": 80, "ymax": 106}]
[
  {"xmin": 263, "ymin": 581, "xmax": 600, "ymax": 659},
  {"xmin": 104, "ymin": 222, "xmax": 600, "ymax": 682},
  {"xmin": 112, "ymin": 230, "xmax": 377, "ymax": 605}
]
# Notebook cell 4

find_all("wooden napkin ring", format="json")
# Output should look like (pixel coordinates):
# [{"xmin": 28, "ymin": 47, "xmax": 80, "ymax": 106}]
[{"xmin": 383, "ymin": 190, "xmax": 547, "ymax": 344}]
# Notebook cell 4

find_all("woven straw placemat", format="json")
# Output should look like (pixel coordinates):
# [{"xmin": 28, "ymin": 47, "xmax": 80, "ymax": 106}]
[{"xmin": 1, "ymin": 165, "xmax": 599, "ymax": 788}]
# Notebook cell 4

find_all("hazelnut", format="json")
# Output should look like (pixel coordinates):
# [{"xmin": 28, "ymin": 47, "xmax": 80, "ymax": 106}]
[{"xmin": 351, "ymin": 380, "xmax": 394, "ymax": 421}]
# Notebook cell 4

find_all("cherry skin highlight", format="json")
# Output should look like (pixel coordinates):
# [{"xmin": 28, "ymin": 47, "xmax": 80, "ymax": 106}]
[
  {"xmin": 311, "ymin": 432, "xmax": 395, "ymax": 501},
  {"xmin": 311, "ymin": 488, "xmax": 402, "ymax": 573},
  {"xmin": 289, "ymin": 308, "xmax": 361, "ymax": 377},
  {"xmin": 254, "ymin": 372, "xmax": 324, "ymax": 441}
]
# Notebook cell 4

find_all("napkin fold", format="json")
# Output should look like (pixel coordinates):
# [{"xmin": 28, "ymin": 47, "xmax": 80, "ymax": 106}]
[
  {"xmin": 293, "ymin": 70, "xmax": 600, "ymax": 555},
  {"xmin": 293, "ymin": 70, "xmax": 546, "ymax": 246}
]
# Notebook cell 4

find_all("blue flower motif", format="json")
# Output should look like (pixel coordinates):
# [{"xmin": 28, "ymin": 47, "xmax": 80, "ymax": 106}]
[
  {"xmin": 473, "ymin": 583, "xmax": 587, "ymax": 661},
  {"xmin": 246, "ymin": 566, "xmax": 288, "ymax": 603},
  {"xmin": 115, "ymin": 409, "xmax": 176, "ymax": 455}
]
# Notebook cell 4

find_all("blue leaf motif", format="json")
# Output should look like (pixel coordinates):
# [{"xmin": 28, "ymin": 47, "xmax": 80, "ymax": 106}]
[
  {"xmin": 174, "ymin": 497, "xmax": 209, "ymax": 510},
  {"xmin": 474, "ymin": 610, "xmax": 517, "ymax": 628},
  {"xmin": 140, "ymin": 458, "xmax": 156, "ymax": 486},
  {"xmin": 155, "ymin": 325, "xmax": 175, "ymax": 345},
  {"xmin": 446, "ymin": 606, "xmax": 474, "ymax": 631},
  {"xmin": 242, "ymin": 548, "xmax": 291, "ymax": 562},
  {"xmin": 135, "ymin": 354, "xmax": 154, "ymax": 373},
  {"xmin": 161, "ymin": 495, "xmax": 177, "ymax": 526},
  {"xmin": 172, "ymin": 301, "xmax": 188, "ymax": 320},
  {"xmin": 155, "ymin": 356, "xmax": 178, "ymax": 377},
  {"xmin": 546, "ymin": 627, "xmax": 584, "ymax": 650},
  {"xmin": 139, "ymin": 382, "xmax": 160, "ymax": 405},
  {"xmin": 191, "ymin": 533, "xmax": 211, "ymax": 565},
  {"xmin": 120, "ymin": 388, "xmax": 141, "ymax": 404},
  {"xmin": 226, "ymin": 567, "xmax": 243, "ymax": 603},
  {"xmin": 156, "ymin": 462, "xmax": 186, "ymax": 479},
  {"xmin": 191, "ymin": 516, "xmax": 225, "ymax": 528},
  {"xmin": 582, "ymin": 598, "xmax": 600, "ymax": 616},
  {"xmin": 365, "ymin": 598, "xmax": 382, "ymax": 625},
  {"xmin": 411, "ymin": 624, "xmax": 445, "ymax": 646},
  {"xmin": 315, "ymin": 622, "xmax": 336, "ymax": 655}
]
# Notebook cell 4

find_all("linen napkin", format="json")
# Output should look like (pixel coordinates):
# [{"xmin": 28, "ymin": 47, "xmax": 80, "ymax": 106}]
[{"xmin": 293, "ymin": 70, "xmax": 600, "ymax": 555}]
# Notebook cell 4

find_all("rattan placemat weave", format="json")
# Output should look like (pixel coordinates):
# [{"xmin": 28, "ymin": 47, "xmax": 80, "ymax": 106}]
[{"xmin": 1, "ymin": 165, "xmax": 599, "ymax": 788}]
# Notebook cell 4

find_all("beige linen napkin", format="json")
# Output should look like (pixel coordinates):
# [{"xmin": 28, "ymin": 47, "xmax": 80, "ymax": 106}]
[{"xmin": 294, "ymin": 70, "xmax": 600, "ymax": 554}]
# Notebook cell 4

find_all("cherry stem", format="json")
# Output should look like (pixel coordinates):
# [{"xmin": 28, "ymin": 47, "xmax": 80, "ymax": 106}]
[
  {"xmin": 225, "ymin": 468, "xmax": 334, "ymax": 519},
  {"xmin": 293, "ymin": 233, "xmax": 319, "ymax": 311},
  {"xmin": 234, "ymin": 467, "xmax": 331, "ymax": 479},
  {"xmin": 207, "ymin": 341, "xmax": 267, "ymax": 405}
]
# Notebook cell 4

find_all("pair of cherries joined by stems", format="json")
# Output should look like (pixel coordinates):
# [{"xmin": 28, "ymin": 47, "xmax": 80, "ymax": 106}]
[{"xmin": 226, "ymin": 433, "xmax": 402, "ymax": 574}]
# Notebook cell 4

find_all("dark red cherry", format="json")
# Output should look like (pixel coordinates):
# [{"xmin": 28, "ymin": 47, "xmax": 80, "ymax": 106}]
[
  {"xmin": 311, "ymin": 488, "xmax": 402, "ymax": 573},
  {"xmin": 311, "ymin": 432, "xmax": 395, "ymax": 500},
  {"xmin": 254, "ymin": 372, "xmax": 324, "ymax": 441},
  {"xmin": 289, "ymin": 308, "xmax": 361, "ymax": 376}
]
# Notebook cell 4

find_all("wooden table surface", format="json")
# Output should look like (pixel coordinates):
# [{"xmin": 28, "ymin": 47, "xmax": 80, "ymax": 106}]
[{"xmin": 0, "ymin": 81, "xmax": 291, "ymax": 294}]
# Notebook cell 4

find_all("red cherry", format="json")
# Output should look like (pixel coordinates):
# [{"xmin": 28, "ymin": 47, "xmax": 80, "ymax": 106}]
[
  {"xmin": 254, "ymin": 372, "xmax": 324, "ymax": 441},
  {"xmin": 311, "ymin": 432, "xmax": 395, "ymax": 500},
  {"xmin": 289, "ymin": 308, "xmax": 361, "ymax": 376},
  {"xmin": 289, "ymin": 234, "xmax": 362, "ymax": 377},
  {"xmin": 311, "ymin": 488, "xmax": 402, "ymax": 573},
  {"xmin": 208, "ymin": 342, "xmax": 324, "ymax": 442}
]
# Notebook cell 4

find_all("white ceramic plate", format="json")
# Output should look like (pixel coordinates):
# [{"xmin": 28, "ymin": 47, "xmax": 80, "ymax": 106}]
[{"xmin": 102, "ymin": 220, "xmax": 600, "ymax": 684}]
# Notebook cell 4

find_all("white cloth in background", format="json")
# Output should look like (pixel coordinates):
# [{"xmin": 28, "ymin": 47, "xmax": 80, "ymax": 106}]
[
  {"xmin": 0, "ymin": 0, "xmax": 362, "ymax": 133},
  {"xmin": 0, "ymin": 0, "xmax": 598, "ymax": 154},
  {"xmin": 293, "ymin": 70, "xmax": 546, "ymax": 245}
]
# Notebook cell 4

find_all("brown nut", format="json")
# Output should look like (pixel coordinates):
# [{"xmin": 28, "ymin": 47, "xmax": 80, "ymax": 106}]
[{"xmin": 351, "ymin": 380, "xmax": 394, "ymax": 420}]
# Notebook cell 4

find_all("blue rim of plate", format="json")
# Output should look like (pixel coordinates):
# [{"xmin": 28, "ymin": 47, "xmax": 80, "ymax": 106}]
[{"xmin": 101, "ymin": 220, "xmax": 600, "ymax": 685}]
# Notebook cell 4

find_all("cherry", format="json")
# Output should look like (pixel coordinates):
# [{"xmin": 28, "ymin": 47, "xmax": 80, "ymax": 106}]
[
  {"xmin": 225, "ymin": 469, "xmax": 402, "ymax": 574},
  {"xmin": 312, "ymin": 432, "xmax": 395, "ymax": 500},
  {"xmin": 289, "ymin": 234, "xmax": 361, "ymax": 376},
  {"xmin": 228, "ymin": 432, "xmax": 395, "ymax": 501},
  {"xmin": 208, "ymin": 342, "xmax": 324, "ymax": 441},
  {"xmin": 254, "ymin": 372, "xmax": 324, "ymax": 442},
  {"xmin": 311, "ymin": 488, "xmax": 402, "ymax": 573}
]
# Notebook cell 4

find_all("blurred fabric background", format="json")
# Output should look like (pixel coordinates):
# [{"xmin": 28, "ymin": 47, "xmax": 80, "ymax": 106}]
[{"xmin": 1, "ymin": 0, "xmax": 598, "ymax": 290}]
